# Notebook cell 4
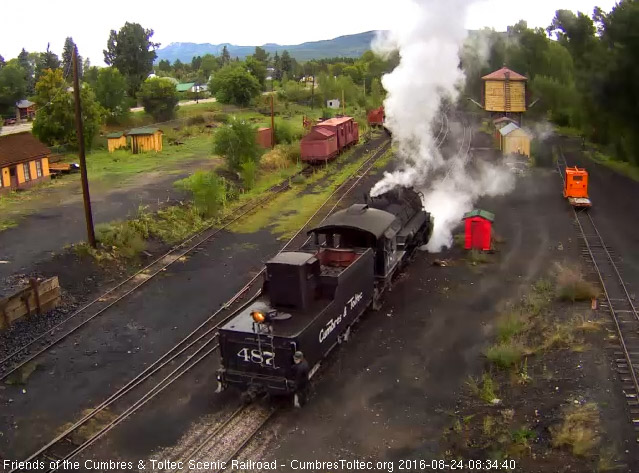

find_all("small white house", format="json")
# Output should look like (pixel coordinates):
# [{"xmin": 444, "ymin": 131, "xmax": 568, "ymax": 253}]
[{"xmin": 327, "ymin": 99, "xmax": 340, "ymax": 109}]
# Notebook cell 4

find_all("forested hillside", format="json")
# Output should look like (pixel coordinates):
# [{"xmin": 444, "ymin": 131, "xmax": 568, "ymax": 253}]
[{"xmin": 462, "ymin": 3, "xmax": 639, "ymax": 165}]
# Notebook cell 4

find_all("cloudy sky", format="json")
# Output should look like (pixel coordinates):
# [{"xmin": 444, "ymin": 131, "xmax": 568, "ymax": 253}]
[{"xmin": 0, "ymin": 0, "xmax": 617, "ymax": 65}]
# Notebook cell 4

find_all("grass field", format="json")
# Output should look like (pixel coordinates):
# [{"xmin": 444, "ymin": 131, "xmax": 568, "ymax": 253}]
[
  {"xmin": 0, "ymin": 101, "xmax": 370, "ymax": 233},
  {"xmin": 230, "ymin": 144, "xmax": 381, "ymax": 239},
  {"xmin": 585, "ymin": 149, "xmax": 639, "ymax": 183}
]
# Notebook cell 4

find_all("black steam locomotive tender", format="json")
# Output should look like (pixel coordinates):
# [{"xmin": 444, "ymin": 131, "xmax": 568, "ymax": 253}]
[{"xmin": 216, "ymin": 187, "xmax": 433, "ymax": 399}]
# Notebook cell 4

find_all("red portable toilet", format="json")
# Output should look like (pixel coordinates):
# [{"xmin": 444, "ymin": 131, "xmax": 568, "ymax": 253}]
[{"xmin": 462, "ymin": 209, "xmax": 494, "ymax": 251}]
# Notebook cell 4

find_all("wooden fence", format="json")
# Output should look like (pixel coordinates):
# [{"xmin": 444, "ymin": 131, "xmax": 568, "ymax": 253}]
[{"xmin": 0, "ymin": 277, "xmax": 60, "ymax": 330}]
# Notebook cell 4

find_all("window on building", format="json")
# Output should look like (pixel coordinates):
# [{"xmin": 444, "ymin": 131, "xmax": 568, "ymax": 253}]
[
  {"xmin": 35, "ymin": 160, "xmax": 43, "ymax": 178},
  {"xmin": 23, "ymin": 163, "xmax": 31, "ymax": 181}
]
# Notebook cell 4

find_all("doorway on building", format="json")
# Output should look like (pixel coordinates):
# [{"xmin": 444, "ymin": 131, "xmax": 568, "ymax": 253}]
[{"xmin": 9, "ymin": 166, "xmax": 18, "ymax": 188}]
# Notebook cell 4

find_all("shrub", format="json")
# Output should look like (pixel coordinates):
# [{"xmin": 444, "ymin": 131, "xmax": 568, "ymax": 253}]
[
  {"xmin": 321, "ymin": 108, "xmax": 334, "ymax": 120},
  {"xmin": 145, "ymin": 205, "xmax": 208, "ymax": 244},
  {"xmin": 280, "ymin": 143, "xmax": 301, "ymax": 163},
  {"xmin": 466, "ymin": 372, "xmax": 499, "ymax": 403},
  {"xmin": 274, "ymin": 120, "xmax": 295, "ymax": 144},
  {"xmin": 187, "ymin": 114, "xmax": 206, "ymax": 126},
  {"xmin": 138, "ymin": 77, "xmax": 179, "ymax": 122},
  {"xmin": 551, "ymin": 403, "xmax": 600, "ymax": 456},
  {"xmin": 240, "ymin": 160, "xmax": 258, "ymax": 190},
  {"xmin": 554, "ymin": 263, "xmax": 599, "ymax": 302},
  {"xmin": 95, "ymin": 222, "xmax": 146, "ymax": 259},
  {"xmin": 175, "ymin": 171, "xmax": 228, "ymax": 217},
  {"xmin": 485, "ymin": 340, "xmax": 525, "ymax": 369},
  {"xmin": 496, "ymin": 312, "xmax": 527, "ymax": 343},
  {"xmin": 213, "ymin": 118, "xmax": 260, "ymax": 171},
  {"xmin": 260, "ymin": 147, "xmax": 291, "ymax": 171},
  {"xmin": 260, "ymin": 144, "xmax": 300, "ymax": 171},
  {"xmin": 212, "ymin": 112, "xmax": 229, "ymax": 123}
]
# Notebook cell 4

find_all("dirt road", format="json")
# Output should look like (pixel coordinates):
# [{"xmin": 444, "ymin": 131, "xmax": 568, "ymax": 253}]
[
  {"xmin": 0, "ymin": 156, "xmax": 217, "ymax": 286},
  {"xmin": 0, "ymin": 122, "xmax": 33, "ymax": 136}
]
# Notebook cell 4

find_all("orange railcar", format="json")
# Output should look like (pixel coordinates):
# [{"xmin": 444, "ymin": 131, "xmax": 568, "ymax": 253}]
[{"xmin": 564, "ymin": 166, "xmax": 591, "ymax": 208}]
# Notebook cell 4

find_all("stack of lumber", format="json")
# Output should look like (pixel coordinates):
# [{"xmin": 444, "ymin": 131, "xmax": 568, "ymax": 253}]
[{"xmin": 0, "ymin": 277, "xmax": 60, "ymax": 330}]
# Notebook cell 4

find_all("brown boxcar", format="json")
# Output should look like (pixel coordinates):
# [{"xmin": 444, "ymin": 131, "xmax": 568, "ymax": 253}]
[
  {"xmin": 367, "ymin": 107, "xmax": 384, "ymax": 127},
  {"xmin": 300, "ymin": 127, "xmax": 338, "ymax": 163},
  {"xmin": 315, "ymin": 116, "xmax": 358, "ymax": 151}
]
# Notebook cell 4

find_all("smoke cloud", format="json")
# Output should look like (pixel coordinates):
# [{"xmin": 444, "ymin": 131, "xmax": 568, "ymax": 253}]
[{"xmin": 370, "ymin": 0, "xmax": 516, "ymax": 252}]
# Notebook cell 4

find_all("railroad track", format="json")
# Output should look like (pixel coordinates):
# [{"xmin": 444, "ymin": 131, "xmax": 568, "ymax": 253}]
[
  {"xmin": 8, "ymin": 137, "xmax": 393, "ymax": 473},
  {"xmin": 149, "ymin": 115, "xmax": 457, "ymax": 473},
  {"xmin": 0, "ymin": 132, "xmax": 394, "ymax": 382},
  {"xmin": 0, "ymin": 167, "xmax": 312, "ymax": 382},
  {"xmin": 162, "ymin": 402, "xmax": 277, "ymax": 473},
  {"xmin": 557, "ymin": 148, "xmax": 639, "ymax": 439}
]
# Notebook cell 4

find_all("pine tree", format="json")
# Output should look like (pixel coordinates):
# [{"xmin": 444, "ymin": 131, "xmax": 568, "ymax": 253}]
[
  {"xmin": 221, "ymin": 45, "xmax": 231, "ymax": 66},
  {"xmin": 17, "ymin": 48, "xmax": 35, "ymax": 94}
]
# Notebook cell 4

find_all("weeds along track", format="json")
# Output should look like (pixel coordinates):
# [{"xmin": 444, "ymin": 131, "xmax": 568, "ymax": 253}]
[
  {"xmin": 0, "ymin": 134, "xmax": 393, "ymax": 382},
  {"xmin": 558, "ymin": 148, "xmax": 639, "ymax": 440},
  {"xmin": 0, "ymin": 171, "xmax": 306, "ymax": 381},
  {"xmin": 9, "ymin": 137, "xmax": 392, "ymax": 473}
]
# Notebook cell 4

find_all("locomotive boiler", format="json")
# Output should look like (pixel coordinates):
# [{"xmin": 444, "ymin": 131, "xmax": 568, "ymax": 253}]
[{"xmin": 216, "ymin": 187, "xmax": 433, "ymax": 399}]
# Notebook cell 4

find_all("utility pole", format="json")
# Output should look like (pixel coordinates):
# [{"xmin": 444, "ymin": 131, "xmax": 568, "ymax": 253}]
[
  {"xmin": 342, "ymin": 89, "xmax": 345, "ymax": 115},
  {"xmin": 270, "ymin": 94, "xmax": 275, "ymax": 149},
  {"xmin": 72, "ymin": 47, "xmax": 96, "ymax": 248},
  {"xmin": 311, "ymin": 72, "xmax": 315, "ymax": 110}
]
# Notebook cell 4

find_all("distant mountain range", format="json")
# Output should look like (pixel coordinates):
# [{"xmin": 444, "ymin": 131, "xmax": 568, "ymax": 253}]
[{"xmin": 155, "ymin": 31, "xmax": 382, "ymax": 64}]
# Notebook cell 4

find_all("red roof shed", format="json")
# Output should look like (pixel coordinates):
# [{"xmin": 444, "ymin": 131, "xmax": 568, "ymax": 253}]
[
  {"xmin": 300, "ymin": 127, "xmax": 338, "ymax": 162},
  {"xmin": 462, "ymin": 209, "xmax": 494, "ymax": 251}
]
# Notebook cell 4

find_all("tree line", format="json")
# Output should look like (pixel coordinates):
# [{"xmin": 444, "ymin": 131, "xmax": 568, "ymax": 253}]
[{"xmin": 462, "ymin": 1, "xmax": 639, "ymax": 164}]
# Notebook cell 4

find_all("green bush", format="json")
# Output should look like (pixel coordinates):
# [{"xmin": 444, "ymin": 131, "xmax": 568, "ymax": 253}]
[
  {"xmin": 176, "ymin": 171, "xmax": 228, "ymax": 217},
  {"xmin": 321, "ymin": 108, "xmax": 334, "ymax": 120},
  {"xmin": 240, "ymin": 160, "xmax": 258, "ymax": 190},
  {"xmin": 213, "ymin": 118, "xmax": 260, "ymax": 171},
  {"xmin": 280, "ymin": 143, "xmax": 301, "ymax": 163},
  {"xmin": 187, "ymin": 114, "xmax": 206, "ymax": 126},
  {"xmin": 274, "ymin": 120, "xmax": 294, "ymax": 144},
  {"xmin": 96, "ymin": 222, "xmax": 146, "ymax": 259},
  {"xmin": 138, "ymin": 77, "xmax": 179, "ymax": 122},
  {"xmin": 485, "ymin": 341, "xmax": 525, "ymax": 369},
  {"xmin": 212, "ymin": 112, "xmax": 229, "ymax": 123}
]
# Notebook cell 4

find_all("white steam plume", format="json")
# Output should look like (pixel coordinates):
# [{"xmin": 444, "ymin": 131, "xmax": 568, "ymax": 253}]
[{"xmin": 370, "ymin": 0, "xmax": 515, "ymax": 252}]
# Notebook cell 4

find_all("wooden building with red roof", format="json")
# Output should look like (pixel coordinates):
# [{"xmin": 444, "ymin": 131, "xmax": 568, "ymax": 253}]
[
  {"xmin": 0, "ymin": 132, "xmax": 51, "ymax": 192},
  {"xmin": 481, "ymin": 66, "xmax": 527, "ymax": 124}
]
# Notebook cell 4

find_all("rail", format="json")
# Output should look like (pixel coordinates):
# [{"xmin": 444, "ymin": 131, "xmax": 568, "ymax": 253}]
[
  {"xmin": 0, "ymin": 166, "xmax": 311, "ymax": 381},
  {"xmin": 9, "ymin": 137, "xmax": 393, "ymax": 473},
  {"xmin": 557, "ymin": 148, "xmax": 639, "ymax": 432}
]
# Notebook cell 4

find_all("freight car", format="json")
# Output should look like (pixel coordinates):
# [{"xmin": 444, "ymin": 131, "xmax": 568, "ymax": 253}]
[
  {"xmin": 300, "ymin": 116, "xmax": 359, "ymax": 163},
  {"xmin": 367, "ymin": 106, "xmax": 385, "ymax": 128},
  {"xmin": 216, "ymin": 187, "xmax": 433, "ymax": 400}
]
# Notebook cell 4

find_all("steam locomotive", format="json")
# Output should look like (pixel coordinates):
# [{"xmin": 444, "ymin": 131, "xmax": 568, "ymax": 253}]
[{"xmin": 216, "ymin": 187, "xmax": 433, "ymax": 399}]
